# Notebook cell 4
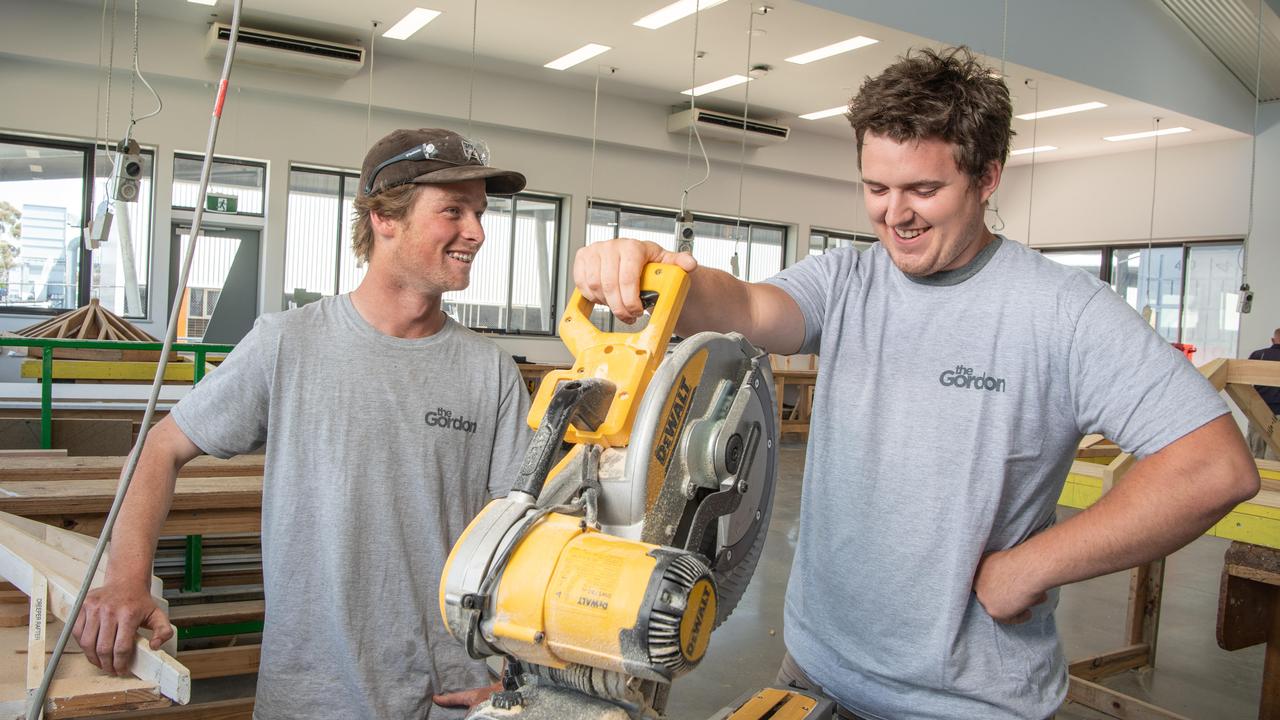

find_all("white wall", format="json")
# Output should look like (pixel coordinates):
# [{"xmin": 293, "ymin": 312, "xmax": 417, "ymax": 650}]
[
  {"xmin": 998, "ymin": 138, "xmax": 1253, "ymax": 247},
  {"xmin": 1238, "ymin": 102, "xmax": 1280, "ymax": 354},
  {"xmin": 0, "ymin": 0, "xmax": 868, "ymax": 363}
]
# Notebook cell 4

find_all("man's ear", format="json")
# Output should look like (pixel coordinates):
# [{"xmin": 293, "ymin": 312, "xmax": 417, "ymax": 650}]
[
  {"xmin": 977, "ymin": 160, "xmax": 1003, "ymax": 204},
  {"xmin": 369, "ymin": 209, "xmax": 400, "ymax": 239}
]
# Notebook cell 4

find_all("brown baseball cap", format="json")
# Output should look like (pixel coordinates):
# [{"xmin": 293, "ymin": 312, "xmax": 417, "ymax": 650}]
[{"xmin": 358, "ymin": 128, "xmax": 526, "ymax": 199}]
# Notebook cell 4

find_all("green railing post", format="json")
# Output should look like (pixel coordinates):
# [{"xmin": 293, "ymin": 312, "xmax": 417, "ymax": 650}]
[
  {"xmin": 193, "ymin": 348, "xmax": 207, "ymax": 383},
  {"xmin": 40, "ymin": 346, "xmax": 53, "ymax": 449},
  {"xmin": 183, "ymin": 535, "xmax": 204, "ymax": 593}
]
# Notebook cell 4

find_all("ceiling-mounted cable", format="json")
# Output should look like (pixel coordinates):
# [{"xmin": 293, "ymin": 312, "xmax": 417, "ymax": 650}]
[
  {"xmin": 1241, "ymin": 0, "xmax": 1264, "ymax": 288},
  {"xmin": 1146, "ymin": 116, "xmax": 1162, "ymax": 252},
  {"xmin": 365, "ymin": 20, "xmax": 378, "ymax": 149},
  {"xmin": 25, "ymin": 3, "xmax": 246, "ymax": 717},
  {"xmin": 731, "ymin": 4, "xmax": 763, "ymax": 277},
  {"xmin": 467, "ymin": 0, "xmax": 478, "ymax": 137},
  {"xmin": 586, "ymin": 64, "xmax": 605, "ymax": 219},
  {"xmin": 1023, "ymin": 78, "xmax": 1039, "ymax": 245},
  {"xmin": 124, "ymin": 0, "xmax": 163, "ymax": 141},
  {"xmin": 679, "ymin": 3, "xmax": 712, "ymax": 216},
  {"xmin": 988, "ymin": 0, "xmax": 1009, "ymax": 233},
  {"xmin": 93, "ymin": 0, "xmax": 115, "ymax": 202}
]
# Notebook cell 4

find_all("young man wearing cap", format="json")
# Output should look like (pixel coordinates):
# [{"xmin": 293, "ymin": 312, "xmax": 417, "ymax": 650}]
[
  {"xmin": 576, "ymin": 48, "xmax": 1258, "ymax": 718},
  {"xmin": 74, "ymin": 128, "xmax": 533, "ymax": 718}
]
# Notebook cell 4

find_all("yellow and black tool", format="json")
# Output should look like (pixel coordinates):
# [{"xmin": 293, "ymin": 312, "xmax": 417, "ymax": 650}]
[{"xmin": 441, "ymin": 264, "xmax": 824, "ymax": 719}]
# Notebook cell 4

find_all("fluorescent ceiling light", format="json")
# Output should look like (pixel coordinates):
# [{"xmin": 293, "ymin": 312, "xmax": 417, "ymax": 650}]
[
  {"xmin": 544, "ymin": 43, "xmax": 611, "ymax": 71},
  {"xmin": 681, "ymin": 74, "xmax": 751, "ymax": 97},
  {"xmin": 785, "ymin": 36, "xmax": 878, "ymax": 65},
  {"xmin": 29, "ymin": 164, "xmax": 42, "ymax": 173},
  {"xmin": 634, "ymin": 0, "xmax": 728, "ymax": 30},
  {"xmin": 187, "ymin": 0, "xmax": 217, "ymax": 5},
  {"xmin": 1103, "ymin": 126, "xmax": 1191, "ymax": 142},
  {"xmin": 1009, "ymin": 145, "xmax": 1057, "ymax": 156},
  {"xmin": 1015, "ymin": 101, "xmax": 1106, "ymax": 121},
  {"xmin": 383, "ymin": 8, "xmax": 442, "ymax": 40},
  {"xmin": 800, "ymin": 106, "xmax": 847, "ymax": 120}
]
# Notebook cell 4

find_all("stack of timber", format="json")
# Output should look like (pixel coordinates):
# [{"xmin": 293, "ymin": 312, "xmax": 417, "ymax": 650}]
[
  {"xmin": 6, "ymin": 299, "xmax": 178, "ymax": 362},
  {"xmin": 0, "ymin": 511, "xmax": 189, "ymax": 718},
  {"xmin": 0, "ymin": 456, "xmax": 265, "ymax": 717}
]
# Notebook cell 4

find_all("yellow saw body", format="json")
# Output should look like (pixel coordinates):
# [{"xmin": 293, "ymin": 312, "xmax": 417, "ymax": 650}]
[{"xmin": 440, "ymin": 264, "xmax": 831, "ymax": 719}]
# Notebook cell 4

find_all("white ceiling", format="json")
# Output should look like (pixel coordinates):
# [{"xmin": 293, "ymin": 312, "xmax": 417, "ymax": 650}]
[{"xmin": 87, "ymin": 0, "xmax": 1250, "ymax": 165}]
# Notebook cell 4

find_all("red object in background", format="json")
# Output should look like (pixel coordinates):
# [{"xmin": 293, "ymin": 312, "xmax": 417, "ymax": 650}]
[{"xmin": 1171, "ymin": 343, "xmax": 1197, "ymax": 361}]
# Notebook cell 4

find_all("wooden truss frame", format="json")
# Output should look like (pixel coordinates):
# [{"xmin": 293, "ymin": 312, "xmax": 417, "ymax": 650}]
[
  {"xmin": 0, "ymin": 511, "xmax": 189, "ymax": 718},
  {"xmin": 1064, "ymin": 357, "xmax": 1280, "ymax": 719}
]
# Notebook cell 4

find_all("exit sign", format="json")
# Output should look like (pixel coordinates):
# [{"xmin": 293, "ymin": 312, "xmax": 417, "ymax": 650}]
[{"xmin": 206, "ymin": 193, "xmax": 237, "ymax": 214}]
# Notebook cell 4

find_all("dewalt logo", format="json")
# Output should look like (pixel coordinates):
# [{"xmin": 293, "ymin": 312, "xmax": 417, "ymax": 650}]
[{"xmin": 654, "ymin": 376, "xmax": 693, "ymax": 467}]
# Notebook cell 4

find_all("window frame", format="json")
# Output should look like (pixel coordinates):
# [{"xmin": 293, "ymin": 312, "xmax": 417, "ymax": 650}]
[
  {"xmin": 809, "ymin": 227, "xmax": 877, "ymax": 255},
  {"xmin": 446, "ymin": 191, "xmax": 564, "ymax": 337},
  {"xmin": 1039, "ymin": 239, "xmax": 1244, "ymax": 346},
  {"xmin": 283, "ymin": 165, "xmax": 564, "ymax": 337},
  {"xmin": 172, "ymin": 152, "xmax": 268, "ymax": 218},
  {"xmin": 0, "ymin": 132, "xmax": 159, "ymax": 319}
]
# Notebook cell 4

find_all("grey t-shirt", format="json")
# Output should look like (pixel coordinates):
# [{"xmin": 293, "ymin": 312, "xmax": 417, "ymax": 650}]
[
  {"xmin": 170, "ymin": 295, "xmax": 531, "ymax": 720},
  {"xmin": 764, "ymin": 237, "xmax": 1227, "ymax": 719}
]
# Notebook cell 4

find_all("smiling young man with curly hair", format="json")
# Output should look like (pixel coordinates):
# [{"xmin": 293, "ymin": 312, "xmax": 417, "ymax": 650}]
[{"xmin": 574, "ymin": 47, "xmax": 1258, "ymax": 719}]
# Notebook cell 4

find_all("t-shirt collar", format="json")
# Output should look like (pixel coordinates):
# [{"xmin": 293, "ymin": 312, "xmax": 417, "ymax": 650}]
[{"xmin": 905, "ymin": 235, "xmax": 1004, "ymax": 287}]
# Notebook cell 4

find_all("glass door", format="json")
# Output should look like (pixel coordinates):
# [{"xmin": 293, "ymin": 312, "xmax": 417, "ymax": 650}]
[{"xmin": 170, "ymin": 225, "xmax": 259, "ymax": 343}]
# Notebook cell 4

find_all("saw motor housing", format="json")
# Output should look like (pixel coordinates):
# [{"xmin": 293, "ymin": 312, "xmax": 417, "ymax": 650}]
[{"xmin": 439, "ymin": 264, "xmax": 778, "ymax": 718}]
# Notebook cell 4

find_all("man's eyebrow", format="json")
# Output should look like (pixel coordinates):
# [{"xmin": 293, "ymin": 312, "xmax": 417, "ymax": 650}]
[{"xmin": 862, "ymin": 178, "xmax": 946, "ymax": 189}]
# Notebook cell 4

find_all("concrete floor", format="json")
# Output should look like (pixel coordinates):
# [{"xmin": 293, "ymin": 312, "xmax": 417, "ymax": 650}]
[
  {"xmin": 665, "ymin": 441, "xmax": 1265, "ymax": 720},
  {"xmin": 194, "ymin": 440, "xmax": 1265, "ymax": 719}
]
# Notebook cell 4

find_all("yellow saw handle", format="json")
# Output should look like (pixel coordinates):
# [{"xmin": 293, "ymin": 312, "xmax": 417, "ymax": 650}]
[{"xmin": 528, "ymin": 263, "xmax": 690, "ymax": 447}]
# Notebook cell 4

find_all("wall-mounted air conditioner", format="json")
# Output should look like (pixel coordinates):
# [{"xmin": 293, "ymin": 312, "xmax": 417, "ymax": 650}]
[
  {"xmin": 667, "ymin": 108, "xmax": 790, "ymax": 146},
  {"xmin": 204, "ymin": 24, "xmax": 365, "ymax": 78}
]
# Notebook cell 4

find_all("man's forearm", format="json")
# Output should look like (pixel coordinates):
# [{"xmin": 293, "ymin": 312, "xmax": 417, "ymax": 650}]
[
  {"xmin": 1005, "ymin": 415, "xmax": 1259, "ymax": 594},
  {"xmin": 106, "ymin": 419, "xmax": 200, "ymax": 590},
  {"xmin": 677, "ymin": 267, "xmax": 804, "ymax": 354}
]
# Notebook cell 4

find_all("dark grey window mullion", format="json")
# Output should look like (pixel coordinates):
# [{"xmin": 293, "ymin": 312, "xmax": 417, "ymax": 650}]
[
  {"xmin": 76, "ymin": 145, "xmax": 94, "ymax": 308},
  {"xmin": 333, "ymin": 175, "xmax": 348, "ymax": 295},
  {"xmin": 504, "ymin": 195, "xmax": 519, "ymax": 332}
]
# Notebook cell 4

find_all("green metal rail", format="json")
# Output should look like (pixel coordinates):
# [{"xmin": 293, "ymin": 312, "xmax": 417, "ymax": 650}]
[{"xmin": 1, "ymin": 336, "xmax": 262, "ymax": 637}]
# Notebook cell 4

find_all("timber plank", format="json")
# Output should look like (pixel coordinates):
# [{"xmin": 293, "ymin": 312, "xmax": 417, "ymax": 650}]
[
  {"xmin": 1066, "ymin": 677, "xmax": 1191, "ymax": 719},
  {"xmin": 0, "ymin": 477, "xmax": 261, "ymax": 516},
  {"xmin": 85, "ymin": 697, "xmax": 254, "ymax": 719},
  {"xmin": 169, "ymin": 601, "xmax": 264, "ymax": 628},
  {"xmin": 0, "ymin": 456, "xmax": 263, "ymax": 483},
  {"xmin": 177, "ymin": 646, "xmax": 260, "ymax": 680}
]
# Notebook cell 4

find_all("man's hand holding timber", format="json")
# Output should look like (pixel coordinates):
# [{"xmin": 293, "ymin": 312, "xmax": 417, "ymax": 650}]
[{"xmin": 73, "ymin": 580, "xmax": 173, "ymax": 675}]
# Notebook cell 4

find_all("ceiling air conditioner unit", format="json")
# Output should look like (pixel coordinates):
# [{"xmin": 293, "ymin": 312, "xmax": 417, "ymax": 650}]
[
  {"xmin": 204, "ymin": 23, "xmax": 365, "ymax": 78},
  {"xmin": 667, "ymin": 108, "xmax": 789, "ymax": 146}
]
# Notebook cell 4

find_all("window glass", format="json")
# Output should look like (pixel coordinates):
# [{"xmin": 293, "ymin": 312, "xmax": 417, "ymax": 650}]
[
  {"xmin": 177, "ymin": 229, "xmax": 242, "ymax": 341},
  {"xmin": 510, "ymin": 197, "xmax": 558, "ymax": 333},
  {"xmin": 284, "ymin": 169, "xmax": 341, "ymax": 301},
  {"xmin": 337, "ymin": 176, "xmax": 365, "ymax": 293},
  {"xmin": 172, "ymin": 154, "xmax": 265, "ymax": 215},
  {"xmin": 1180, "ymin": 244, "xmax": 1242, "ymax": 363},
  {"xmin": 0, "ymin": 140, "xmax": 87, "ymax": 311},
  {"xmin": 1040, "ymin": 249, "xmax": 1102, "ymax": 278},
  {"xmin": 1111, "ymin": 247, "xmax": 1183, "ymax": 342},
  {"xmin": 446, "ymin": 196, "xmax": 513, "ymax": 331},
  {"xmin": 90, "ymin": 149, "xmax": 154, "ymax": 317}
]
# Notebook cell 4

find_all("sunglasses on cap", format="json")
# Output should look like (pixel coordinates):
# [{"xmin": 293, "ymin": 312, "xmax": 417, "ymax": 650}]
[{"xmin": 362, "ymin": 137, "xmax": 492, "ymax": 196}]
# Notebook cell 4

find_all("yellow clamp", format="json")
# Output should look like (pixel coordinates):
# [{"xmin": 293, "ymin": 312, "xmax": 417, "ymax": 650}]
[{"xmin": 528, "ymin": 263, "xmax": 690, "ymax": 447}]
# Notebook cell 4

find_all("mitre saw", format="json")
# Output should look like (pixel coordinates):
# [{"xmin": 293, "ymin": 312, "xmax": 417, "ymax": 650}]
[{"xmin": 440, "ymin": 264, "xmax": 834, "ymax": 719}]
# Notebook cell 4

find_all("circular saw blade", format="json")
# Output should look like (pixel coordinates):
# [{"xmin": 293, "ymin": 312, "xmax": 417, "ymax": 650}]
[{"xmin": 622, "ymin": 331, "xmax": 778, "ymax": 626}]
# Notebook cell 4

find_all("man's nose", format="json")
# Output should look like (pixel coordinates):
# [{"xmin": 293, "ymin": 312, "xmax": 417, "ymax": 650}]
[{"xmin": 885, "ymin": 193, "xmax": 913, "ymax": 227}]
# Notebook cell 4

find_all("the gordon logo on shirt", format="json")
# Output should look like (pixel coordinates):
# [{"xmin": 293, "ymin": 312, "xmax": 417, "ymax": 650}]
[
  {"xmin": 939, "ymin": 365, "xmax": 1007, "ymax": 393},
  {"xmin": 425, "ymin": 407, "xmax": 478, "ymax": 434}
]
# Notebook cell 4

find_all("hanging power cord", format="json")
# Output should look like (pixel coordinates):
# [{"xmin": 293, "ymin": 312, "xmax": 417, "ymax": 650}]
[
  {"xmin": 585, "ymin": 64, "xmax": 610, "ymax": 219},
  {"xmin": 678, "ymin": 3, "xmax": 712, "ymax": 216},
  {"xmin": 25, "ymin": 2, "xmax": 245, "ymax": 717},
  {"xmin": 987, "ymin": 0, "xmax": 1009, "ymax": 233},
  {"xmin": 730, "ymin": 4, "xmax": 762, "ymax": 278},
  {"xmin": 1023, "ymin": 78, "xmax": 1039, "ymax": 244},
  {"xmin": 1146, "ymin": 116, "xmax": 1162, "ymax": 251},
  {"xmin": 364, "ymin": 20, "xmax": 378, "ymax": 149},
  {"xmin": 466, "ymin": 0, "xmax": 479, "ymax": 136},
  {"xmin": 96, "ymin": 0, "xmax": 119, "ymax": 206},
  {"xmin": 124, "ymin": 0, "xmax": 164, "ymax": 143},
  {"xmin": 1238, "ymin": 0, "xmax": 1264, "ymax": 310}
]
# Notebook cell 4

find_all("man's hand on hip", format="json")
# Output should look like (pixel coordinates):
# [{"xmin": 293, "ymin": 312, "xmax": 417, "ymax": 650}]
[
  {"xmin": 973, "ymin": 548, "xmax": 1048, "ymax": 624},
  {"xmin": 72, "ymin": 580, "xmax": 173, "ymax": 675},
  {"xmin": 573, "ymin": 239, "xmax": 697, "ymax": 324}
]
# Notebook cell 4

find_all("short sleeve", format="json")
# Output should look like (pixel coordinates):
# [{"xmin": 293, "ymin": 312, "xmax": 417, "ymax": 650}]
[
  {"xmin": 1069, "ymin": 287, "xmax": 1228, "ymax": 458},
  {"xmin": 762, "ymin": 248, "xmax": 859, "ymax": 355},
  {"xmin": 170, "ymin": 316, "xmax": 278, "ymax": 458},
  {"xmin": 487, "ymin": 355, "xmax": 533, "ymax": 498}
]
